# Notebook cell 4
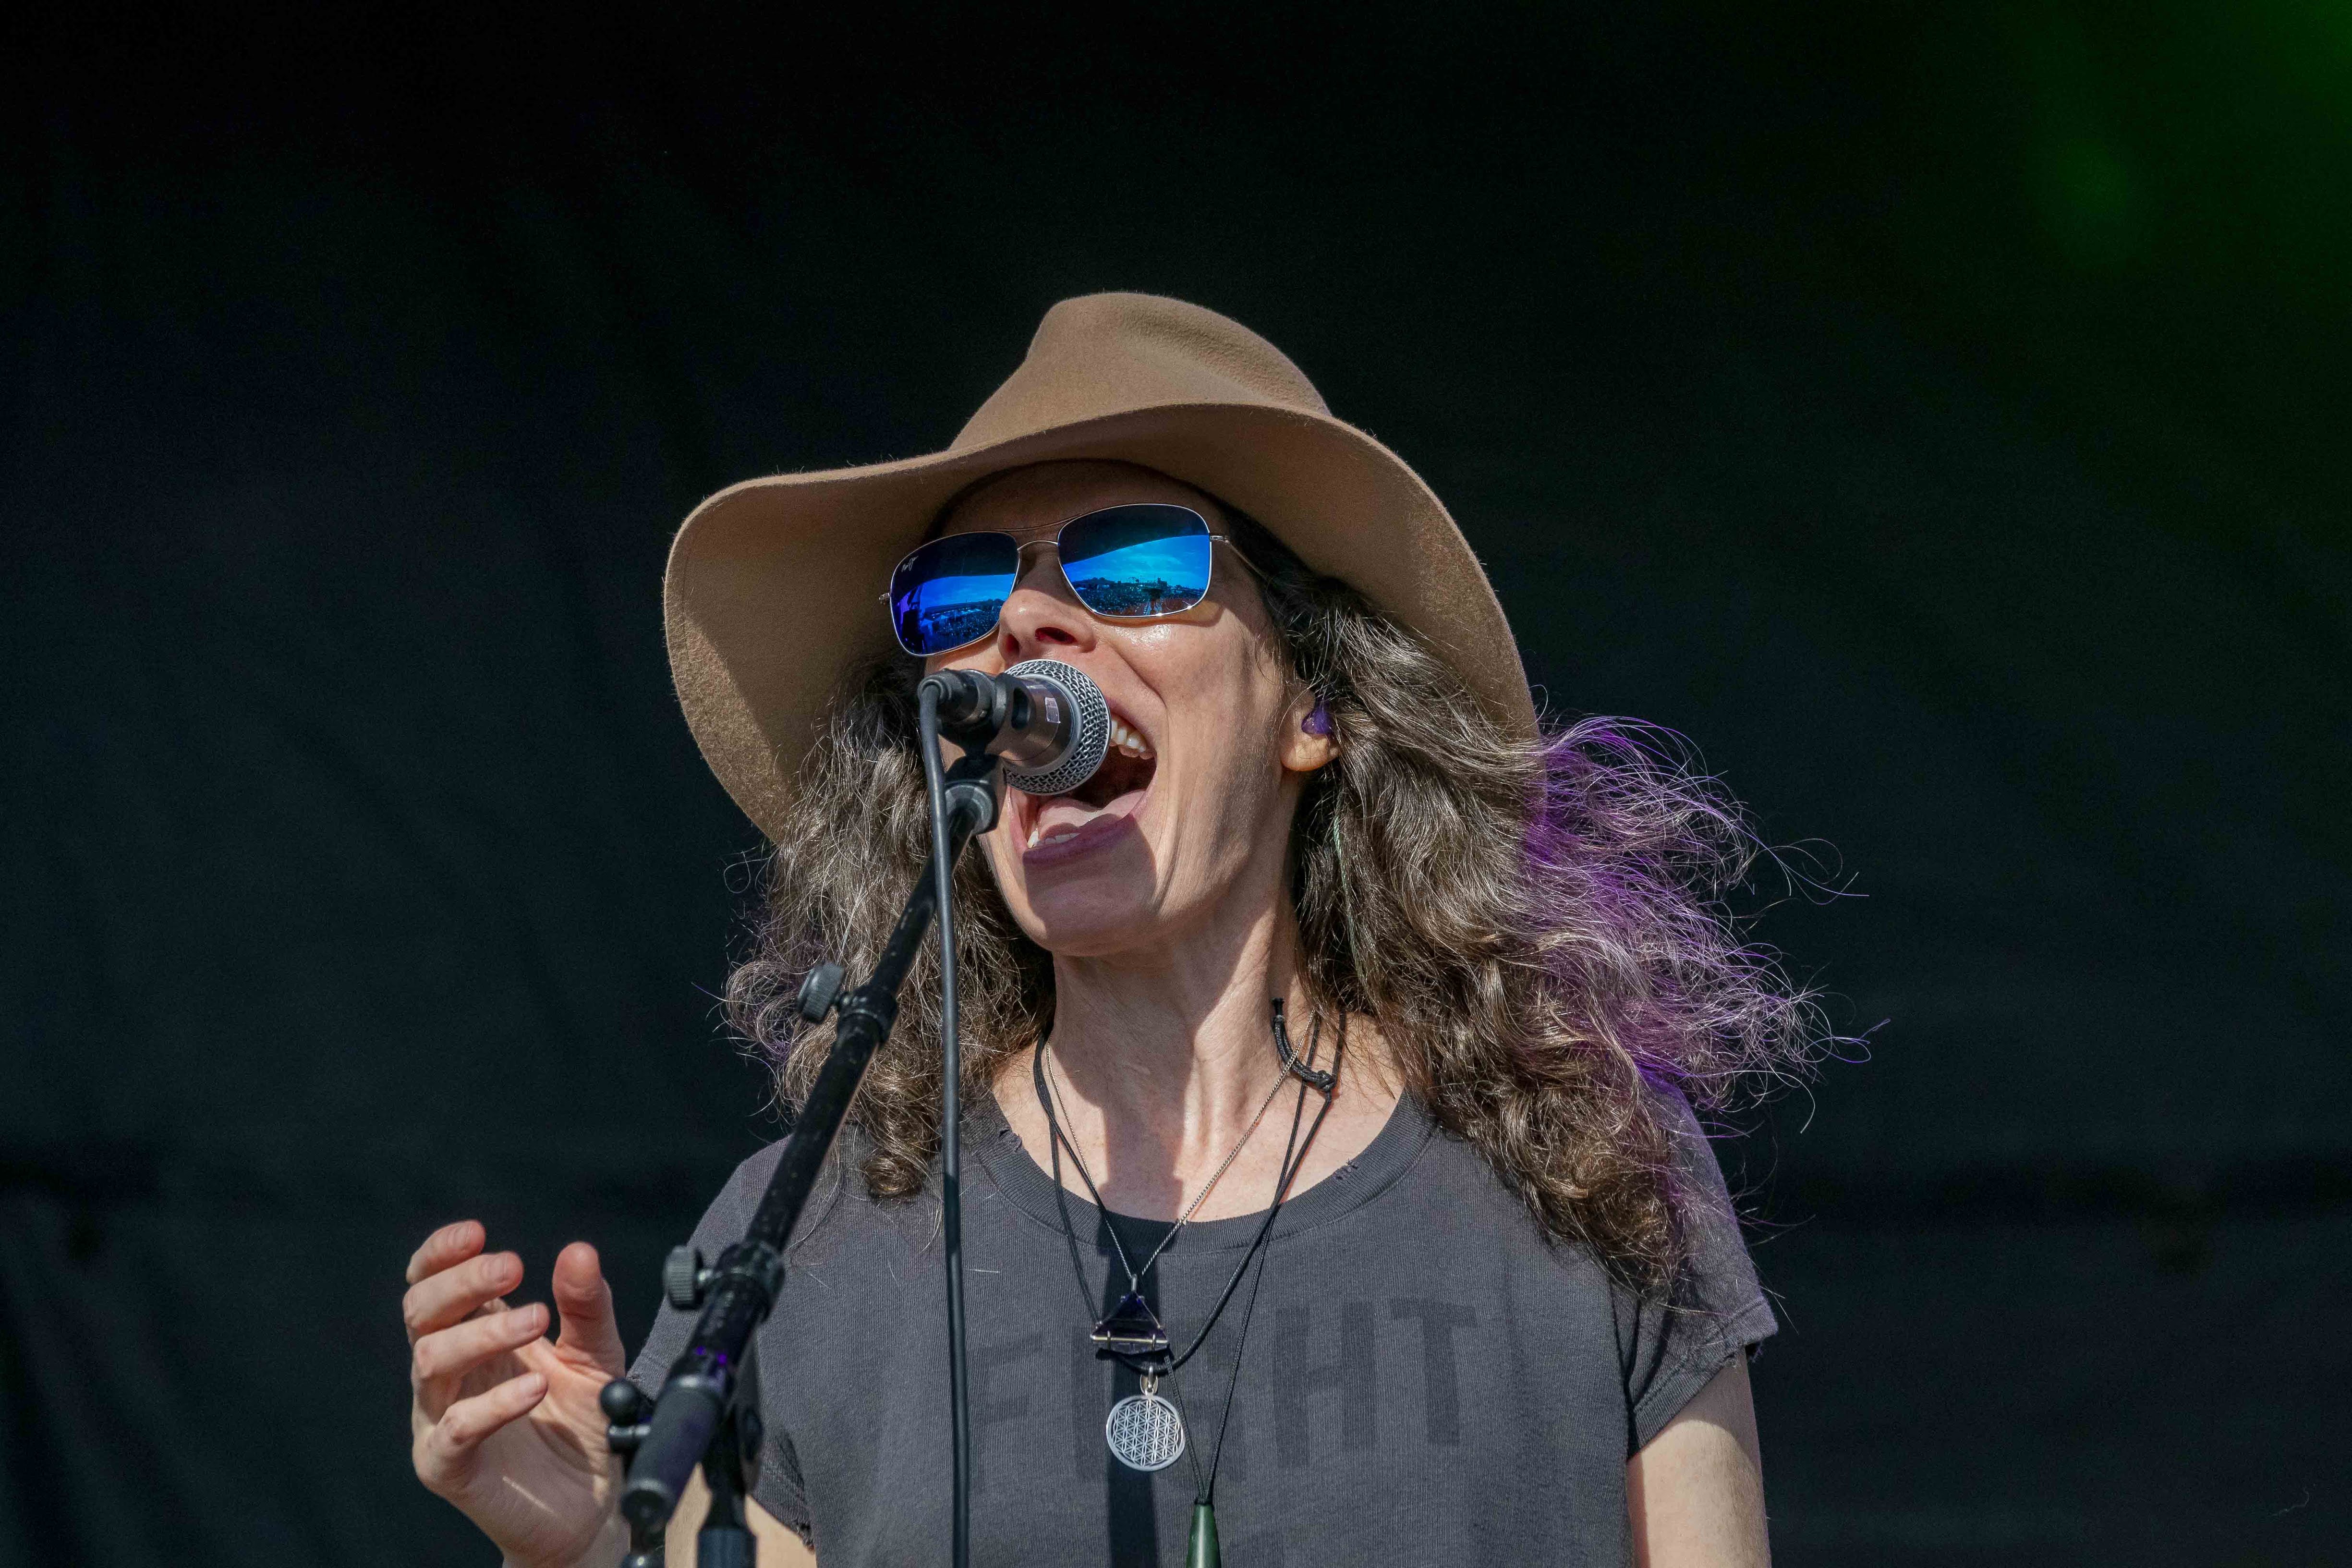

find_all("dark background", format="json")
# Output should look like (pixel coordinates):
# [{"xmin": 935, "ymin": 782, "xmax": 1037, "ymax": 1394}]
[{"xmin": 4, "ymin": 3, "xmax": 2345, "ymax": 1563}]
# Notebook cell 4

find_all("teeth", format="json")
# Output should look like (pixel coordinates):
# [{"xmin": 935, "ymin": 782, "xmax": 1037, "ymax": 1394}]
[
  {"xmin": 1107, "ymin": 718, "xmax": 1154, "ymax": 759},
  {"xmin": 1024, "ymin": 717, "xmax": 1153, "ymax": 853}
]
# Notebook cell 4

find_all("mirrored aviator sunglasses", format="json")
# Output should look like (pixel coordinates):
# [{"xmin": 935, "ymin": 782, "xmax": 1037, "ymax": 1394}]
[{"xmin": 885, "ymin": 503, "xmax": 1222, "ymax": 657}]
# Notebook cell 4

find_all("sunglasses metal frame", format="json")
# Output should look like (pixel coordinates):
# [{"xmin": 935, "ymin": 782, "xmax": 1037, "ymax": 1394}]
[{"xmin": 882, "ymin": 504, "xmax": 1241, "ymax": 658}]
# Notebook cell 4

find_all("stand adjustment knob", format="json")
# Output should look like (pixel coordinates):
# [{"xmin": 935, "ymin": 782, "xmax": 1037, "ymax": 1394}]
[
  {"xmin": 600, "ymin": 1379, "xmax": 649, "ymax": 1424},
  {"xmin": 664, "ymin": 1244, "xmax": 710, "ymax": 1310},
  {"xmin": 796, "ymin": 962, "xmax": 845, "ymax": 1023},
  {"xmin": 601, "ymin": 1378, "xmax": 651, "ymax": 1457}
]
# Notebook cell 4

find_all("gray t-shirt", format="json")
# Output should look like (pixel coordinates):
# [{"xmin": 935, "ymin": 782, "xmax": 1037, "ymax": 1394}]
[{"xmin": 630, "ymin": 1086, "xmax": 1773, "ymax": 1566}]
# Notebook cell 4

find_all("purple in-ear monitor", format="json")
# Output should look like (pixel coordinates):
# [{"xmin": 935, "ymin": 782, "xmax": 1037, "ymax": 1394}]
[{"xmin": 1304, "ymin": 698, "xmax": 1333, "ymax": 737}]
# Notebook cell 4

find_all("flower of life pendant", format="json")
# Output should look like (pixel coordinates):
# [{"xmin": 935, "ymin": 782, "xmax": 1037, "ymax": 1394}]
[{"xmin": 1104, "ymin": 1373, "xmax": 1187, "ymax": 1472}]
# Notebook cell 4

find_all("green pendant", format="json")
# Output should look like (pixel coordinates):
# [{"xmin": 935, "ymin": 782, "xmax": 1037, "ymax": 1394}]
[{"xmin": 1187, "ymin": 1501, "xmax": 1221, "ymax": 1568}]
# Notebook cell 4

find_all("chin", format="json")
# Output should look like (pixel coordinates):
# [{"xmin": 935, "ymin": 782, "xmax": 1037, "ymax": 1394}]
[
  {"xmin": 994, "ymin": 821, "xmax": 1167, "ymax": 958},
  {"xmin": 1021, "ymin": 904, "xmax": 1166, "ymax": 959}
]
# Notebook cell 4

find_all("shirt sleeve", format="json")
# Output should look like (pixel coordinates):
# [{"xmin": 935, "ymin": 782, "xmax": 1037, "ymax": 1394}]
[
  {"xmin": 626, "ymin": 1141, "xmax": 812, "ymax": 1542},
  {"xmin": 1614, "ymin": 1084, "xmax": 1778, "ymax": 1454}
]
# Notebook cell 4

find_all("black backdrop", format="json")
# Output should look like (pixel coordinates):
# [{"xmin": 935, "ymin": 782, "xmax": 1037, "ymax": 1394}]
[{"xmin": 4, "ymin": 5, "xmax": 2346, "ymax": 1564}]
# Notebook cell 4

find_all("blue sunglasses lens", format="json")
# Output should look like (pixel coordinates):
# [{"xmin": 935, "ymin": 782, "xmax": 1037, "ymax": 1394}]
[
  {"xmin": 890, "ymin": 533, "xmax": 1018, "ymax": 655},
  {"xmin": 1058, "ymin": 505, "xmax": 1214, "ymax": 619}
]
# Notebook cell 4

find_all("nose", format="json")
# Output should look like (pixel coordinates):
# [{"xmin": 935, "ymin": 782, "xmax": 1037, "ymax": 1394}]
[{"xmin": 994, "ymin": 554, "xmax": 1093, "ymax": 664}]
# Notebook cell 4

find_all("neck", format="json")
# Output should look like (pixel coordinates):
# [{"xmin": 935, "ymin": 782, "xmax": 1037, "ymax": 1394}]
[
  {"xmin": 1031, "ymin": 873, "xmax": 1328, "ymax": 1217},
  {"xmin": 998, "ymin": 815, "xmax": 1404, "ymax": 1223},
  {"xmin": 1052, "ymin": 909, "xmax": 1294, "ymax": 1101}
]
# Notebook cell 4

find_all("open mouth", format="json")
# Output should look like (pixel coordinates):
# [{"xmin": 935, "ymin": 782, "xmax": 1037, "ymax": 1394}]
[{"xmin": 1018, "ymin": 710, "xmax": 1157, "ymax": 860}]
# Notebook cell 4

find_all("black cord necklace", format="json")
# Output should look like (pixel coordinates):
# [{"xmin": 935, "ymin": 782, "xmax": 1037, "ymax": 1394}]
[
  {"xmin": 1034, "ymin": 1002, "xmax": 1342, "ymax": 1568},
  {"xmin": 1041, "ymin": 1043, "xmax": 1293, "ymax": 1365}
]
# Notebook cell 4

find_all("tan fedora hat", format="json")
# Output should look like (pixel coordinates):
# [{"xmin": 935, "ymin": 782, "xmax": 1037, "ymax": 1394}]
[{"xmin": 665, "ymin": 291, "xmax": 1536, "ymax": 843}]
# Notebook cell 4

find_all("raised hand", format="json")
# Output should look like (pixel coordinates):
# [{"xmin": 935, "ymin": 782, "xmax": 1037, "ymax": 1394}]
[{"xmin": 405, "ymin": 1222, "xmax": 631, "ymax": 1568}]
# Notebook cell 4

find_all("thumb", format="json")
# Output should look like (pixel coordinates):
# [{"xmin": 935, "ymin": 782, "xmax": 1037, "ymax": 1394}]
[{"xmin": 550, "ymin": 1240, "xmax": 628, "ymax": 1375}]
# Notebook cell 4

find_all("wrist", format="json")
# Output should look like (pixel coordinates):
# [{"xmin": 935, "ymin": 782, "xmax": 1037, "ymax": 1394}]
[{"xmin": 506, "ymin": 1508, "xmax": 629, "ymax": 1568}]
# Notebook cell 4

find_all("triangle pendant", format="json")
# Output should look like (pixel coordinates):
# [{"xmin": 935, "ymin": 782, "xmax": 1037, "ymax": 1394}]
[{"xmin": 1090, "ymin": 1290, "xmax": 1171, "ymax": 1358}]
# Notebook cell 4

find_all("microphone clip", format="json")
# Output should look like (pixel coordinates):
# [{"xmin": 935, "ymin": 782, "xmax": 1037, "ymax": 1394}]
[
  {"xmin": 941, "ymin": 752, "xmax": 1004, "ymax": 837},
  {"xmin": 921, "ymin": 669, "xmax": 1030, "ymax": 752}
]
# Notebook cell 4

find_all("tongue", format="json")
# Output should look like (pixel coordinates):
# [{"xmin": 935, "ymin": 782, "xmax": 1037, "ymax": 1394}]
[{"xmin": 1035, "ymin": 795, "xmax": 1125, "ymax": 837}]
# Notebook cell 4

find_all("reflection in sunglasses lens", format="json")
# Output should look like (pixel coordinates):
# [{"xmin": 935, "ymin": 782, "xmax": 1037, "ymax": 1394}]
[
  {"xmin": 891, "ymin": 534, "xmax": 1018, "ymax": 656},
  {"xmin": 1059, "ymin": 507, "xmax": 1213, "ymax": 619}
]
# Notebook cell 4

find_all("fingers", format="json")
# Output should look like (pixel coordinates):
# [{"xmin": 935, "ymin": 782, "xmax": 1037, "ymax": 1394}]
[
  {"xmin": 407, "ymin": 1220, "xmax": 485, "ymax": 1287},
  {"xmin": 416, "ymin": 1371, "xmax": 547, "ymax": 1487},
  {"xmin": 550, "ymin": 1241, "xmax": 628, "ymax": 1376},
  {"xmin": 412, "ymin": 1302, "xmax": 548, "ymax": 1400},
  {"xmin": 404, "ymin": 1249, "xmax": 524, "ymax": 1344}
]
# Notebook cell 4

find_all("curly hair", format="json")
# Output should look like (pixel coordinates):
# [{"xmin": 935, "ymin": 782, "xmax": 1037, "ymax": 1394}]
[{"xmin": 725, "ymin": 504, "xmax": 1818, "ymax": 1292}]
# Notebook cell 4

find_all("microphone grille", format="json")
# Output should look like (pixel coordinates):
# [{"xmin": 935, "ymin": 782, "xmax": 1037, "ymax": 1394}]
[{"xmin": 1003, "ymin": 658, "xmax": 1111, "ymax": 797}]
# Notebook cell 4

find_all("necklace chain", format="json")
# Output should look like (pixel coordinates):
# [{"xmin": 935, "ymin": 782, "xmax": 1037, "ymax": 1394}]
[{"xmin": 1039, "ymin": 1042, "xmax": 1291, "ymax": 1291}]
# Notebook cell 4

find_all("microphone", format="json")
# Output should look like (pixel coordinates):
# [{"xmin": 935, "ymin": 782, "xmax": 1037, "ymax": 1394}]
[{"xmin": 919, "ymin": 657, "xmax": 1111, "ymax": 797}]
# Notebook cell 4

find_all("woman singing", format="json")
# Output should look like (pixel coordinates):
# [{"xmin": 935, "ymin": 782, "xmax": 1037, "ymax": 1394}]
[{"xmin": 403, "ymin": 293, "xmax": 1811, "ymax": 1566}]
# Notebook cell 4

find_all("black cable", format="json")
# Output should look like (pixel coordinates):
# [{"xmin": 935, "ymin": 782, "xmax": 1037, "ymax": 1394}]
[
  {"xmin": 917, "ymin": 684, "xmax": 971, "ymax": 1568},
  {"xmin": 1172, "ymin": 1057, "xmax": 1312, "ymax": 1509},
  {"xmin": 1195, "ymin": 1045, "xmax": 1325, "ymax": 1505}
]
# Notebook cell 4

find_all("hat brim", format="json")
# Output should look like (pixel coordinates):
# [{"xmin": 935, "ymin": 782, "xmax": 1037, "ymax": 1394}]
[{"xmin": 665, "ymin": 401, "xmax": 1535, "ymax": 843}]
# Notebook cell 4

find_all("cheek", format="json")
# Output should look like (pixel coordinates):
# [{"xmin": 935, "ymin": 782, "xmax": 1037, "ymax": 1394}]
[
  {"xmin": 1152, "ymin": 649, "xmax": 1293, "ymax": 810},
  {"xmin": 1160, "ymin": 713, "xmax": 1293, "ymax": 851}
]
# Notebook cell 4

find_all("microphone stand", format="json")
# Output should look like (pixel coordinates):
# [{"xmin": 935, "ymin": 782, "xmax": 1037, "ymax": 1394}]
[{"xmin": 602, "ymin": 749, "xmax": 1004, "ymax": 1567}]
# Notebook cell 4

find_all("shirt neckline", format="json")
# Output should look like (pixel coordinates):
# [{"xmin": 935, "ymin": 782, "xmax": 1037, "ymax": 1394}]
[{"xmin": 970, "ymin": 1081, "xmax": 1436, "ymax": 1255}]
